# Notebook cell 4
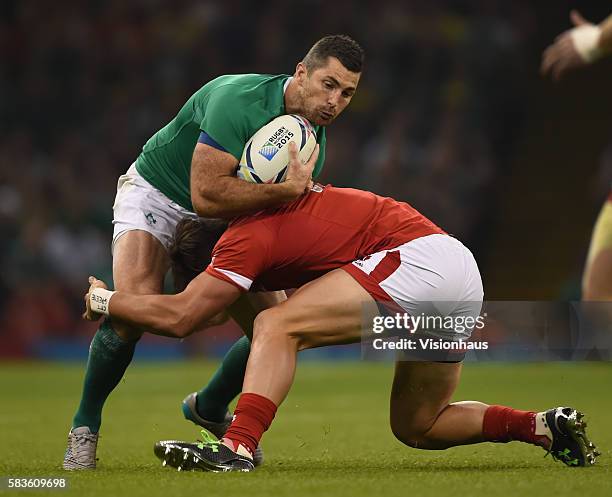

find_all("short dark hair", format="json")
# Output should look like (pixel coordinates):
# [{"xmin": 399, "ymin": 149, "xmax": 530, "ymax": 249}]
[
  {"xmin": 169, "ymin": 218, "xmax": 228, "ymax": 292},
  {"xmin": 303, "ymin": 35, "xmax": 364, "ymax": 73}
]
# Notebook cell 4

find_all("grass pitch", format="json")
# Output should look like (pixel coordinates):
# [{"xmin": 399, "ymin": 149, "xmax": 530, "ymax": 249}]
[{"xmin": 1, "ymin": 361, "xmax": 611, "ymax": 496}]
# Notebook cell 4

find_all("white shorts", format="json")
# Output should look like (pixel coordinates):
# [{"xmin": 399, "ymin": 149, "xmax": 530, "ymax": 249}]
[
  {"xmin": 344, "ymin": 234, "xmax": 484, "ymax": 340},
  {"xmin": 112, "ymin": 164, "xmax": 198, "ymax": 253}
]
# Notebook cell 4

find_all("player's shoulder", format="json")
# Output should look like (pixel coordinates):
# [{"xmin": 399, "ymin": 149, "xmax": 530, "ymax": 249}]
[{"xmin": 201, "ymin": 73, "xmax": 289, "ymax": 101}]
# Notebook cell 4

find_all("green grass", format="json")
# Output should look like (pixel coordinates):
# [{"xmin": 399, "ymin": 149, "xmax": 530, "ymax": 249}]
[{"xmin": 1, "ymin": 361, "xmax": 611, "ymax": 496}]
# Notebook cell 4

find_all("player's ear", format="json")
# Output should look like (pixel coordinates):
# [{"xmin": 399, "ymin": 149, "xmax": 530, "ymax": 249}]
[{"xmin": 295, "ymin": 62, "xmax": 308, "ymax": 83}]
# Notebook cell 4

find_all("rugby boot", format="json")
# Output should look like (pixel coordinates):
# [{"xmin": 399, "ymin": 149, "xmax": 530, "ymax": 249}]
[
  {"xmin": 540, "ymin": 407, "xmax": 600, "ymax": 466},
  {"xmin": 63, "ymin": 427, "xmax": 98, "ymax": 470},
  {"xmin": 155, "ymin": 433, "xmax": 254, "ymax": 473},
  {"xmin": 181, "ymin": 392, "xmax": 264, "ymax": 466}
]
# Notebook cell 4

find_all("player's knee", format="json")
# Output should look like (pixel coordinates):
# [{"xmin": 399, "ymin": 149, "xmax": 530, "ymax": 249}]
[
  {"xmin": 252, "ymin": 308, "xmax": 285, "ymax": 343},
  {"xmin": 391, "ymin": 426, "xmax": 434, "ymax": 449},
  {"xmin": 391, "ymin": 424, "xmax": 422, "ymax": 449},
  {"xmin": 253, "ymin": 308, "xmax": 303, "ymax": 348},
  {"xmin": 390, "ymin": 414, "xmax": 435, "ymax": 449}
]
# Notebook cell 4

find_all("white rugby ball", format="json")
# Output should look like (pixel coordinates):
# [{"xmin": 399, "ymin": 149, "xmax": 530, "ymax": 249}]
[{"xmin": 237, "ymin": 114, "xmax": 317, "ymax": 184}]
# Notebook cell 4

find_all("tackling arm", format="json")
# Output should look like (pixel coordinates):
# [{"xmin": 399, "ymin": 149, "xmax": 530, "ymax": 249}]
[{"xmin": 85, "ymin": 272, "xmax": 243, "ymax": 339}]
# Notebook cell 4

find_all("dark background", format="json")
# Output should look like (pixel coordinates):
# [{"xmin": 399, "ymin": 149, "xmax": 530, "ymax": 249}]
[{"xmin": 1, "ymin": 0, "xmax": 611, "ymax": 359}]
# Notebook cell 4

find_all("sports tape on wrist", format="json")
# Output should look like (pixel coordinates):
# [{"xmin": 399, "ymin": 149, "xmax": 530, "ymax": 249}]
[
  {"xmin": 571, "ymin": 25, "xmax": 603, "ymax": 63},
  {"xmin": 90, "ymin": 288, "xmax": 115, "ymax": 316}
]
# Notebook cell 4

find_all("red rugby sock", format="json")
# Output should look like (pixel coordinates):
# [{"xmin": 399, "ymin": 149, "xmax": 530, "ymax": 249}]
[
  {"xmin": 224, "ymin": 393, "xmax": 277, "ymax": 456},
  {"xmin": 482, "ymin": 405, "xmax": 548, "ymax": 447}
]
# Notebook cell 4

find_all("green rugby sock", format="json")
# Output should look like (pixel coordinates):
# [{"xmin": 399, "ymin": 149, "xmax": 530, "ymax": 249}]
[
  {"xmin": 72, "ymin": 319, "xmax": 137, "ymax": 432},
  {"xmin": 196, "ymin": 335, "xmax": 251, "ymax": 422}
]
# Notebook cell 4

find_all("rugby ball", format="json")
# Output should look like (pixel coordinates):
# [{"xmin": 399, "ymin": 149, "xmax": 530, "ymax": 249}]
[{"xmin": 237, "ymin": 114, "xmax": 317, "ymax": 184}]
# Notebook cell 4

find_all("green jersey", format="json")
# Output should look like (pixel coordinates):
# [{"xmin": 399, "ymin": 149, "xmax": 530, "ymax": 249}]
[{"xmin": 135, "ymin": 73, "xmax": 327, "ymax": 211}]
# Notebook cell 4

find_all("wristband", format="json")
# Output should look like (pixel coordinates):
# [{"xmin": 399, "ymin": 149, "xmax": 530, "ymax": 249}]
[
  {"xmin": 89, "ymin": 288, "xmax": 115, "ymax": 316},
  {"xmin": 571, "ymin": 25, "xmax": 603, "ymax": 63}
]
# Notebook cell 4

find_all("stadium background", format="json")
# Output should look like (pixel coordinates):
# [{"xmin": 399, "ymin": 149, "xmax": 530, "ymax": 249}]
[{"xmin": 1, "ymin": 0, "xmax": 612, "ymax": 362}]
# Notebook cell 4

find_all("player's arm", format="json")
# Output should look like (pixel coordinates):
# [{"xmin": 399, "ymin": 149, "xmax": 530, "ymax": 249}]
[
  {"xmin": 541, "ymin": 10, "xmax": 612, "ymax": 80},
  {"xmin": 83, "ymin": 272, "xmax": 243, "ymax": 339},
  {"xmin": 190, "ymin": 141, "xmax": 318, "ymax": 219}
]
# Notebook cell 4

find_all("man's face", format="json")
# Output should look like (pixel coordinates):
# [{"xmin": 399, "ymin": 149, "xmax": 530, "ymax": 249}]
[{"xmin": 295, "ymin": 57, "xmax": 360, "ymax": 126}]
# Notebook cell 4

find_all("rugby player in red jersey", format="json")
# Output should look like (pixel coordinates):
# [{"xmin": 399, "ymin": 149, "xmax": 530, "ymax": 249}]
[{"xmin": 84, "ymin": 144, "xmax": 598, "ymax": 472}]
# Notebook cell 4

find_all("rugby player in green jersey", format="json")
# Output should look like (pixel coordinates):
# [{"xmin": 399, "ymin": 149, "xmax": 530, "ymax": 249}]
[{"xmin": 63, "ymin": 35, "xmax": 363, "ymax": 470}]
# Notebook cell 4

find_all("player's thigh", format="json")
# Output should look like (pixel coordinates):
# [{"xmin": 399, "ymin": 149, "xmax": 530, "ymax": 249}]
[
  {"xmin": 111, "ymin": 163, "xmax": 195, "ymax": 293},
  {"xmin": 389, "ymin": 361, "xmax": 462, "ymax": 438},
  {"xmin": 111, "ymin": 230, "xmax": 170, "ymax": 340},
  {"xmin": 112, "ymin": 229, "xmax": 169, "ymax": 293},
  {"xmin": 583, "ymin": 199, "xmax": 612, "ymax": 300},
  {"xmin": 110, "ymin": 164, "xmax": 193, "ymax": 338},
  {"xmin": 255, "ymin": 268, "xmax": 374, "ymax": 349}
]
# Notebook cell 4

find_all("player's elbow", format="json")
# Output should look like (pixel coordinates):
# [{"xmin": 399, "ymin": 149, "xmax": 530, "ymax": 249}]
[
  {"xmin": 191, "ymin": 190, "xmax": 231, "ymax": 219},
  {"xmin": 159, "ymin": 303, "xmax": 198, "ymax": 338},
  {"xmin": 171, "ymin": 313, "xmax": 226, "ymax": 338},
  {"xmin": 191, "ymin": 190, "xmax": 219, "ymax": 218},
  {"xmin": 166, "ymin": 314, "xmax": 197, "ymax": 339},
  {"xmin": 192, "ymin": 172, "xmax": 247, "ymax": 219},
  {"xmin": 166, "ymin": 299, "xmax": 222, "ymax": 338}
]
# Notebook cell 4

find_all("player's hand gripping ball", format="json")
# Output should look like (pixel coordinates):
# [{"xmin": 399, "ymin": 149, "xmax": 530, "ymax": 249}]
[{"xmin": 237, "ymin": 114, "xmax": 316, "ymax": 184}]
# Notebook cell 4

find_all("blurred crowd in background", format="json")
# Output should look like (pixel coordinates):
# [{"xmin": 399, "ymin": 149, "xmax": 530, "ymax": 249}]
[{"xmin": 0, "ymin": 0, "xmax": 608, "ymax": 358}]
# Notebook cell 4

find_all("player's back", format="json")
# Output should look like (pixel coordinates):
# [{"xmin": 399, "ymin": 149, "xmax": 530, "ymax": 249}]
[{"xmin": 219, "ymin": 185, "xmax": 445, "ymax": 291}]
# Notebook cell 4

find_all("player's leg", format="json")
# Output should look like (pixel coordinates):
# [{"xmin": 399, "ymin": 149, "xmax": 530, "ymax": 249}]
[
  {"xmin": 156, "ymin": 268, "xmax": 371, "ymax": 471},
  {"xmin": 389, "ymin": 361, "xmax": 546, "ymax": 450},
  {"xmin": 582, "ymin": 196, "xmax": 612, "ymax": 300},
  {"xmin": 182, "ymin": 291, "xmax": 285, "ymax": 467},
  {"xmin": 186, "ymin": 291, "xmax": 286, "ymax": 425},
  {"xmin": 76, "ymin": 230, "xmax": 168, "ymax": 415},
  {"xmin": 65, "ymin": 164, "xmax": 181, "ymax": 470},
  {"xmin": 389, "ymin": 360, "xmax": 599, "ymax": 465},
  {"xmin": 64, "ymin": 231, "xmax": 168, "ymax": 471},
  {"xmin": 385, "ymin": 235, "xmax": 599, "ymax": 464},
  {"xmin": 389, "ymin": 361, "xmax": 487, "ymax": 449},
  {"xmin": 242, "ymin": 271, "xmax": 368, "ymax": 403},
  {"xmin": 195, "ymin": 268, "xmax": 370, "ymax": 469}
]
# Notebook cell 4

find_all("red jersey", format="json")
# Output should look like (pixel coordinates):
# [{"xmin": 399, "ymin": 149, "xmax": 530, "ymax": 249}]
[{"xmin": 206, "ymin": 185, "xmax": 445, "ymax": 291}]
